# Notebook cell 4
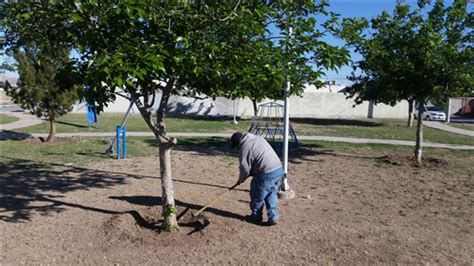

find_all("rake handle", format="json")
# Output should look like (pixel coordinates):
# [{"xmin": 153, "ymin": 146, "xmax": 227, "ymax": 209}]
[{"xmin": 193, "ymin": 182, "xmax": 240, "ymax": 217}]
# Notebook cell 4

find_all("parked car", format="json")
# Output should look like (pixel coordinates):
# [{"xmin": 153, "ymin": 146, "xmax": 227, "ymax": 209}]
[{"xmin": 414, "ymin": 105, "xmax": 447, "ymax": 121}]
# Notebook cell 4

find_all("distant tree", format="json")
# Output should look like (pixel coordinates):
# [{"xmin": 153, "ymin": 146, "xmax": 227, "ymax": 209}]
[
  {"xmin": 4, "ymin": 45, "xmax": 79, "ymax": 142},
  {"xmin": 341, "ymin": 0, "xmax": 473, "ymax": 165}
]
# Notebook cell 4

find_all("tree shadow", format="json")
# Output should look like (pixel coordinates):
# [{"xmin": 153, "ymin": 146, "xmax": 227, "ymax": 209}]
[
  {"xmin": 56, "ymin": 120, "xmax": 89, "ymax": 128},
  {"xmin": 0, "ymin": 130, "xmax": 33, "ymax": 140},
  {"xmin": 109, "ymin": 195, "xmax": 245, "ymax": 222},
  {"xmin": 0, "ymin": 158, "xmax": 132, "ymax": 223},
  {"xmin": 169, "ymin": 137, "xmax": 328, "ymax": 163},
  {"xmin": 143, "ymin": 137, "xmax": 238, "ymax": 157},
  {"xmin": 0, "ymin": 156, "xmax": 252, "ymax": 223},
  {"xmin": 291, "ymin": 117, "xmax": 383, "ymax": 127}
]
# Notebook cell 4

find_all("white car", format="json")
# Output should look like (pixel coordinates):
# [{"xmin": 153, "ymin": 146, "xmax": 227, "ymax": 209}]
[{"xmin": 415, "ymin": 106, "xmax": 447, "ymax": 121}]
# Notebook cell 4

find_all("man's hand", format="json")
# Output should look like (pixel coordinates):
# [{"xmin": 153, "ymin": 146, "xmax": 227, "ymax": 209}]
[{"xmin": 237, "ymin": 176, "xmax": 248, "ymax": 185}]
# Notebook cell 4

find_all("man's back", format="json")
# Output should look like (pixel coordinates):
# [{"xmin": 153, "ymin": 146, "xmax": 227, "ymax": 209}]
[{"xmin": 239, "ymin": 133, "xmax": 282, "ymax": 178}]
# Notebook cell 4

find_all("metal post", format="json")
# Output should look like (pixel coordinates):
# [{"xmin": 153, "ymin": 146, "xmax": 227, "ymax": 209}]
[
  {"xmin": 278, "ymin": 27, "xmax": 295, "ymax": 199},
  {"xmin": 232, "ymin": 99, "xmax": 238, "ymax": 125},
  {"xmin": 445, "ymin": 97, "xmax": 451, "ymax": 123},
  {"xmin": 122, "ymin": 127, "xmax": 127, "ymax": 159},
  {"xmin": 116, "ymin": 126, "xmax": 121, "ymax": 159}
]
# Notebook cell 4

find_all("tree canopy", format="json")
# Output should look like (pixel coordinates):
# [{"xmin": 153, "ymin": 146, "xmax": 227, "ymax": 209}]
[
  {"xmin": 340, "ymin": 0, "xmax": 473, "ymax": 164},
  {"xmin": 2, "ymin": 0, "xmax": 350, "ymax": 230}
]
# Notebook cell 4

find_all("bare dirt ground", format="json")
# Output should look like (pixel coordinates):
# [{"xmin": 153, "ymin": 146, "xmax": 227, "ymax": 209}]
[{"xmin": 1, "ymin": 147, "xmax": 473, "ymax": 264}]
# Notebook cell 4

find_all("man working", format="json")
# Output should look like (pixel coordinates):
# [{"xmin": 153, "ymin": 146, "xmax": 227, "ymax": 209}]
[{"xmin": 231, "ymin": 132, "xmax": 284, "ymax": 225}]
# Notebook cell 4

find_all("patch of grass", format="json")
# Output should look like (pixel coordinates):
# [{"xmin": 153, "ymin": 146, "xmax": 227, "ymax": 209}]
[
  {"xmin": 2, "ymin": 136, "xmax": 472, "ymax": 174},
  {"xmin": 292, "ymin": 118, "xmax": 474, "ymax": 146},
  {"xmin": 449, "ymin": 124, "xmax": 474, "ymax": 131},
  {"xmin": 17, "ymin": 113, "xmax": 251, "ymax": 134},
  {"xmin": 0, "ymin": 137, "xmax": 158, "ymax": 166},
  {"xmin": 0, "ymin": 114, "xmax": 19, "ymax": 124},
  {"xmin": 301, "ymin": 139, "xmax": 474, "ymax": 158},
  {"xmin": 16, "ymin": 114, "xmax": 474, "ymax": 145}
]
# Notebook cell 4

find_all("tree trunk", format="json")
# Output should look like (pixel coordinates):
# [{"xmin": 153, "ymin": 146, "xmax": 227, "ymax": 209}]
[
  {"xmin": 252, "ymin": 99, "xmax": 258, "ymax": 117},
  {"xmin": 159, "ymin": 137, "xmax": 178, "ymax": 231},
  {"xmin": 414, "ymin": 101, "xmax": 424, "ymax": 165},
  {"xmin": 407, "ymin": 99, "xmax": 414, "ymax": 127},
  {"xmin": 46, "ymin": 112, "xmax": 56, "ymax": 143},
  {"xmin": 130, "ymin": 78, "xmax": 179, "ymax": 231}
]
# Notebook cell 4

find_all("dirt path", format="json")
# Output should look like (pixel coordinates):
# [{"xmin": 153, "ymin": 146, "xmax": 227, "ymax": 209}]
[{"xmin": 1, "ymin": 149, "xmax": 473, "ymax": 264}]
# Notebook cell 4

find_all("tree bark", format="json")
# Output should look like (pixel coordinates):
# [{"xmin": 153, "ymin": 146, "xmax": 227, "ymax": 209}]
[
  {"xmin": 407, "ymin": 99, "xmax": 414, "ymax": 127},
  {"xmin": 46, "ymin": 112, "xmax": 56, "ymax": 143},
  {"xmin": 252, "ymin": 99, "xmax": 258, "ymax": 117},
  {"xmin": 414, "ymin": 101, "xmax": 424, "ymax": 165},
  {"xmin": 130, "ymin": 78, "xmax": 179, "ymax": 231}
]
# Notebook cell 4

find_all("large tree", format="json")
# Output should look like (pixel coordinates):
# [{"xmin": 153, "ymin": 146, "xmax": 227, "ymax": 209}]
[
  {"xmin": 341, "ymin": 0, "xmax": 473, "ymax": 164},
  {"xmin": 2, "ymin": 1, "xmax": 349, "ymax": 231}
]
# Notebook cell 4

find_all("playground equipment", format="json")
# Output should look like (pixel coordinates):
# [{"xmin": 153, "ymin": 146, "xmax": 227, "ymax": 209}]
[
  {"xmin": 247, "ymin": 102, "xmax": 298, "ymax": 156},
  {"xmin": 105, "ymin": 94, "xmax": 135, "ymax": 155},
  {"xmin": 115, "ymin": 125, "xmax": 127, "ymax": 159},
  {"xmin": 87, "ymin": 102, "xmax": 98, "ymax": 128}
]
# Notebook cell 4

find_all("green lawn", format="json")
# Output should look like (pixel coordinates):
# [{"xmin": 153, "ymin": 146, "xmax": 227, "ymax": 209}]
[
  {"xmin": 449, "ymin": 124, "xmax": 474, "ymax": 131},
  {"xmin": 291, "ymin": 118, "xmax": 474, "ymax": 146},
  {"xmin": 1, "ymin": 137, "xmax": 472, "ymax": 174},
  {"xmin": 17, "ymin": 113, "xmax": 251, "ymax": 134},
  {"xmin": 0, "ymin": 114, "xmax": 19, "ymax": 124},
  {"xmin": 15, "ymin": 113, "xmax": 474, "ymax": 146}
]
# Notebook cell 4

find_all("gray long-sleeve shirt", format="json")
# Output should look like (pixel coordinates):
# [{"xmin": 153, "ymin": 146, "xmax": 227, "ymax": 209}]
[{"xmin": 238, "ymin": 133, "xmax": 282, "ymax": 182}]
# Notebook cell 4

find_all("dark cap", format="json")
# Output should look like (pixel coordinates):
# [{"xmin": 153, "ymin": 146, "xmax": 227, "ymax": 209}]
[{"xmin": 230, "ymin": 132, "xmax": 243, "ymax": 149}]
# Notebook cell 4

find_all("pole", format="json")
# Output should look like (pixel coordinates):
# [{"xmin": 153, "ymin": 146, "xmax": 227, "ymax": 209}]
[
  {"xmin": 446, "ymin": 97, "xmax": 451, "ymax": 123},
  {"xmin": 232, "ymin": 99, "xmax": 238, "ymax": 125},
  {"xmin": 279, "ymin": 26, "xmax": 295, "ymax": 199},
  {"xmin": 116, "ymin": 126, "xmax": 121, "ymax": 159}
]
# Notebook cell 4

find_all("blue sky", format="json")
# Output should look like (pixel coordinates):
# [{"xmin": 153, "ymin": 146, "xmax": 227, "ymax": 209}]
[
  {"xmin": 323, "ymin": 0, "xmax": 401, "ymax": 83},
  {"xmin": 1, "ymin": 0, "xmax": 469, "ymax": 84}
]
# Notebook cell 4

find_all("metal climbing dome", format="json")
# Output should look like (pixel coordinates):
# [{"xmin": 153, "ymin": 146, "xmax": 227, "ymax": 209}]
[{"xmin": 247, "ymin": 102, "xmax": 298, "ymax": 156}]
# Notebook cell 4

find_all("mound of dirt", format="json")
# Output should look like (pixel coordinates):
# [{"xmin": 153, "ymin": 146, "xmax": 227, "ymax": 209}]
[
  {"xmin": 377, "ymin": 155, "xmax": 450, "ymax": 167},
  {"xmin": 102, "ymin": 206, "xmax": 240, "ymax": 249}
]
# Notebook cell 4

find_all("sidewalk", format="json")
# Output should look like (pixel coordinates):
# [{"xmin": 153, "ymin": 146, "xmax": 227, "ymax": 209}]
[
  {"xmin": 424, "ymin": 121, "xmax": 474, "ymax": 137},
  {"xmin": 0, "ymin": 110, "xmax": 43, "ymax": 130}
]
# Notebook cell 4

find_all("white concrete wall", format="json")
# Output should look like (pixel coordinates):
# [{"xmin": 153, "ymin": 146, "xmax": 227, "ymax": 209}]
[
  {"xmin": 73, "ymin": 95, "xmax": 140, "ymax": 114},
  {"xmin": 165, "ymin": 92, "xmax": 408, "ymax": 119},
  {"xmin": 450, "ymin": 97, "xmax": 474, "ymax": 115},
  {"xmin": 73, "ymin": 91, "xmax": 409, "ymax": 119}
]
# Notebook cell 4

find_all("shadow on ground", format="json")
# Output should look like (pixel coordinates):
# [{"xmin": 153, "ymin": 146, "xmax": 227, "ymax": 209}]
[
  {"xmin": 0, "ymin": 157, "xmax": 249, "ymax": 223},
  {"xmin": 291, "ymin": 117, "xmax": 383, "ymax": 127},
  {"xmin": 109, "ymin": 195, "xmax": 245, "ymax": 222},
  {"xmin": 0, "ymin": 158, "xmax": 130, "ymax": 223},
  {"xmin": 56, "ymin": 120, "xmax": 89, "ymax": 128},
  {"xmin": 0, "ymin": 130, "xmax": 33, "ymax": 140}
]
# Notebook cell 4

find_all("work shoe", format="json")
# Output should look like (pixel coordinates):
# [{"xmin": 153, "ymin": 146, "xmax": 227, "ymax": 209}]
[
  {"xmin": 267, "ymin": 219, "xmax": 278, "ymax": 226},
  {"xmin": 244, "ymin": 215, "xmax": 263, "ymax": 224}
]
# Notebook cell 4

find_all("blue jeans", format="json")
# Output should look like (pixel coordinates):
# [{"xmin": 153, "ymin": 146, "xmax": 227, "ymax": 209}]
[{"xmin": 250, "ymin": 168, "xmax": 284, "ymax": 222}]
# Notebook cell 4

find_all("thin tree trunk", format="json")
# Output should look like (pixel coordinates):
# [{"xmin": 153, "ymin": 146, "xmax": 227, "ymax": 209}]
[
  {"xmin": 414, "ymin": 100, "xmax": 424, "ymax": 165},
  {"xmin": 46, "ymin": 112, "xmax": 56, "ymax": 143},
  {"xmin": 407, "ymin": 99, "xmax": 414, "ymax": 127},
  {"xmin": 252, "ymin": 99, "xmax": 258, "ymax": 117},
  {"xmin": 130, "ymin": 78, "xmax": 179, "ymax": 231}
]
